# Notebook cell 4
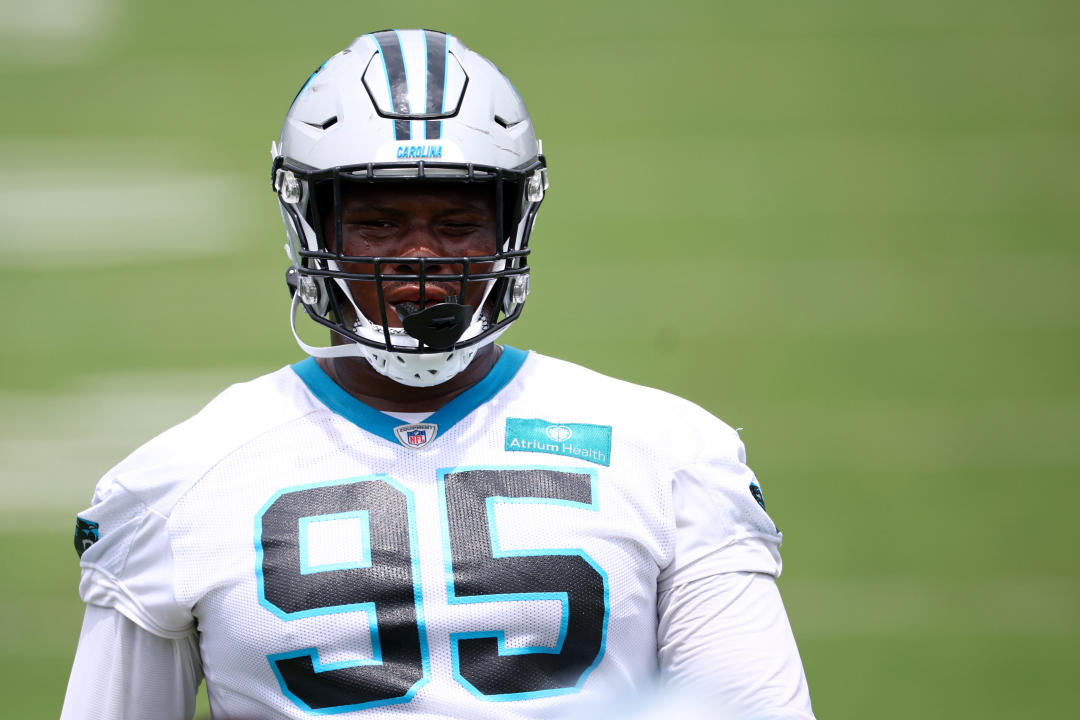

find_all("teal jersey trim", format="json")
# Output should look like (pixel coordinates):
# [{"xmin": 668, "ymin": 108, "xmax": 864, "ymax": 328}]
[{"xmin": 291, "ymin": 346, "xmax": 529, "ymax": 447}]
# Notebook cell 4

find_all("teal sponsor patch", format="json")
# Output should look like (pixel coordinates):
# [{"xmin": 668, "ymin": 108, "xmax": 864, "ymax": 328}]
[{"xmin": 505, "ymin": 418, "xmax": 612, "ymax": 467}]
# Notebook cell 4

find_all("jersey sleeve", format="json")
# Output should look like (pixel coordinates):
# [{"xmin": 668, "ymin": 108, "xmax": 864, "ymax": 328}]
[
  {"xmin": 75, "ymin": 474, "xmax": 194, "ymax": 639},
  {"xmin": 657, "ymin": 572, "xmax": 815, "ymax": 719},
  {"xmin": 61, "ymin": 604, "xmax": 202, "ymax": 720},
  {"xmin": 657, "ymin": 423, "xmax": 783, "ymax": 591}
]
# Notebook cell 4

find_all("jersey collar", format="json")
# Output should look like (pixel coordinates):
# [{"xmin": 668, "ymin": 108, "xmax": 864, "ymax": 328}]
[{"xmin": 291, "ymin": 346, "xmax": 528, "ymax": 448}]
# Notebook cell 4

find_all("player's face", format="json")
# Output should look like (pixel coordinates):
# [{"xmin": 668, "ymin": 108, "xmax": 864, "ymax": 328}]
[{"xmin": 322, "ymin": 182, "xmax": 498, "ymax": 328}]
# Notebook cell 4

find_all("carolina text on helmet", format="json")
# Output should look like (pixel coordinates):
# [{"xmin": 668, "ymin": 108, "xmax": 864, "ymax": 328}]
[{"xmin": 396, "ymin": 144, "xmax": 443, "ymax": 159}]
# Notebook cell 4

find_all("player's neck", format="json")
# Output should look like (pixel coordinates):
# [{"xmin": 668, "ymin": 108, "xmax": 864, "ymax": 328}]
[{"xmin": 315, "ymin": 344, "xmax": 501, "ymax": 413}]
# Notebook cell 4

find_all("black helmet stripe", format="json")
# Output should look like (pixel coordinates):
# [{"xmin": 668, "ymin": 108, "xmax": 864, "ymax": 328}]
[
  {"xmin": 372, "ymin": 30, "xmax": 411, "ymax": 141},
  {"xmin": 424, "ymin": 30, "xmax": 447, "ymax": 140}
]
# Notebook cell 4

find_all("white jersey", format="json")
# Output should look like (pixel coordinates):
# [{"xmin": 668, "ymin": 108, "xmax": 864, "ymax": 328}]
[{"xmin": 68, "ymin": 348, "xmax": 809, "ymax": 719}]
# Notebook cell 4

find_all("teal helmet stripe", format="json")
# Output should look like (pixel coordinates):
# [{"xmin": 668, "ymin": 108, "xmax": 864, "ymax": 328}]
[
  {"xmin": 288, "ymin": 58, "xmax": 330, "ymax": 110},
  {"xmin": 371, "ymin": 30, "xmax": 411, "ymax": 141}
]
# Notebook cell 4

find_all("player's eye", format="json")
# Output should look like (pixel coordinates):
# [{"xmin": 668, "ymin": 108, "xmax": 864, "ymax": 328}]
[
  {"xmin": 343, "ymin": 219, "xmax": 397, "ymax": 237},
  {"xmin": 440, "ymin": 222, "xmax": 482, "ymax": 236}
]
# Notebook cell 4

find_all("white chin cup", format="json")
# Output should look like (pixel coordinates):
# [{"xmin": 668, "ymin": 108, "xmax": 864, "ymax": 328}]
[
  {"xmin": 288, "ymin": 294, "xmax": 499, "ymax": 387},
  {"xmin": 359, "ymin": 344, "xmax": 481, "ymax": 387}
]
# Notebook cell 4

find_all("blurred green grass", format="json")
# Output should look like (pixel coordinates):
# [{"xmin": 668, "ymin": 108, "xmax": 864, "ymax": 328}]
[{"xmin": 1, "ymin": 0, "xmax": 1077, "ymax": 717}]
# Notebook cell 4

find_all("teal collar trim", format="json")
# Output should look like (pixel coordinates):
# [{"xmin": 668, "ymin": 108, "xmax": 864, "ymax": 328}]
[{"xmin": 291, "ymin": 346, "xmax": 528, "ymax": 446}]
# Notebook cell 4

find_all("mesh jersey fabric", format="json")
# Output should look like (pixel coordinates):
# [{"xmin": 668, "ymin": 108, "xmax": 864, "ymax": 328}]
[{"xmin": 73, "ymin": 347, "xmax": 789, "ymax": 719}]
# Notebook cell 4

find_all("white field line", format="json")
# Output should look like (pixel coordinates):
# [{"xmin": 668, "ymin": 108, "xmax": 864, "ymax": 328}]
[
  {"xmin": 0, "ymin": 169, "xmax": 252, "ymax": 266},
  {"xmin": 0, "ymin": 0, "xmax": 120, "ymax": 63},
  {"xmin": 0, "ymin": 369, "xmax": 259, "ymax": 516}
]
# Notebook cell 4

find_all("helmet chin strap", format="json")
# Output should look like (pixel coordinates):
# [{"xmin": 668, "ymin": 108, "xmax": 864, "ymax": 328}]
[{"xmin": 288, "ymin": 293, "xmax": 368, "ymax": 358}]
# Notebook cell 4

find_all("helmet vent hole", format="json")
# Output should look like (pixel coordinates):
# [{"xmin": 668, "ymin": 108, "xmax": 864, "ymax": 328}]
[
  {"xmin": 493, "ymin": 114, "xmax": 520, "ymax": 130},
  {"xmin": 303, "ymin": 116, "xmax": 338, "ymax": 130},
  {"xmin": 395, "ymin": 355, "xmax": 406, "ymax": 364}
]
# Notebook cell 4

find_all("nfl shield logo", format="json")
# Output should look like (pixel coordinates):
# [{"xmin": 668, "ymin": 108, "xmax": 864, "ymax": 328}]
[{"xmin": 393, "ymin": 422, "xmax": 438, "ymax": 450}]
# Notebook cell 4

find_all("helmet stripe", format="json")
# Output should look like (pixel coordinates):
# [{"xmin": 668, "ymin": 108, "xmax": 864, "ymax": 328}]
[
  {"xmin": 290, "ymin": 58, "xmax": 328, "ymax": 109},
  {"xmin": 424, "ymin": 30, "xmax": 447, "ymax": 140},
  {"xmin": 371, "ymin": 30, "xmax": 411, "ymax": 141}
]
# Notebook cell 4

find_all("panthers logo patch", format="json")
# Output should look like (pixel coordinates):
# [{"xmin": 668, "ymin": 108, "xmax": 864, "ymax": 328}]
[
  {"xmin": 74, "ymin": 516, "xmax": 100, "ymax": 558},
  {"xmin": 749, "ymin": 482, "xmax": 767, "ymax": 511}
]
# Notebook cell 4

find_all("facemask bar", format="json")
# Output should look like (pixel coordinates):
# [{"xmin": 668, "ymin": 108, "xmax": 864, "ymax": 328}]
[{"xmin": 273, "ymin": 156, "xmax": 544, "ymax": 355}]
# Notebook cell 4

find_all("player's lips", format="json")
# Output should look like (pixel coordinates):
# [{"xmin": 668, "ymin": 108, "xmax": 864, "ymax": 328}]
[{"xmin": 383, "ymin": 283, "xmax": 456, "ymax": 307}]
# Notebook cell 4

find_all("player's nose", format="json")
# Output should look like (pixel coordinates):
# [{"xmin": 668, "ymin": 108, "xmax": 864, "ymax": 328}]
[{"xmin": 390, "ymin": 225, "xmax": 455, "ymax": 274}]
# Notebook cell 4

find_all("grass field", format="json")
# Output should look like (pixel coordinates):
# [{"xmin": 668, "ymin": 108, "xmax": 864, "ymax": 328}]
[{"xmin": 2, "ymin": 1, "xmax": 1078, "ymax": 717}]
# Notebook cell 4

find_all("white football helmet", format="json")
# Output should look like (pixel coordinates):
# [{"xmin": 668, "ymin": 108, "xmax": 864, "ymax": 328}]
[{"xmin": 272, "ymin": 30, "xmax": 548, "ymax": 386}]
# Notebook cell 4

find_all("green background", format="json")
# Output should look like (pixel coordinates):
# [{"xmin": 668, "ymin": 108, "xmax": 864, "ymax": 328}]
[{"xmin": 1, "ymin": 0, "xmax": 1077, "ymax": 717}]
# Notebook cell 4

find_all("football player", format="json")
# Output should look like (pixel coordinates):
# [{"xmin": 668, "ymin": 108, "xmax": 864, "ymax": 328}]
[{"xmin": 62, "ymin": 30, "xmax": 815, "ymax": 719}]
